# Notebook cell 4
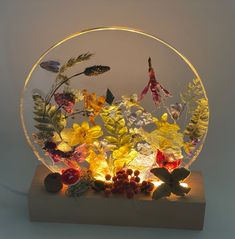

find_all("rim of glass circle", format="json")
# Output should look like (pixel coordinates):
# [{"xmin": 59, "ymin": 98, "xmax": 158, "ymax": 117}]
[{"xmin": 20, "ymin": 26, "xmax": 209, "ymax": 170}]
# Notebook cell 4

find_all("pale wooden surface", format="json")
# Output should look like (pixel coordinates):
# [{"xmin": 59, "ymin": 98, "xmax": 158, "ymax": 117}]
[{"xmin": 28, "ymin": 165, "xmax": 206, "ymax": 230}]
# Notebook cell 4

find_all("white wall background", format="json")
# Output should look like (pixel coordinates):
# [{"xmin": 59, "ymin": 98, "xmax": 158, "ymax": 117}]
[{"xmin": 0, "ymin": 0, "xmax": 235, "ymax": 238}]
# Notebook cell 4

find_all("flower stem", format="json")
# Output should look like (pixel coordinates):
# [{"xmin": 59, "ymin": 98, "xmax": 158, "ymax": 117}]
[{"xmin": 46, "ymin": 71, "xmax": 84, "ymax": 104}]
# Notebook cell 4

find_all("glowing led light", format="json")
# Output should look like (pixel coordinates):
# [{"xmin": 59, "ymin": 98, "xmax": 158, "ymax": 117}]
[{"xmin": 152, "ymin": 181, "xmax": 189, "ymax": 188}]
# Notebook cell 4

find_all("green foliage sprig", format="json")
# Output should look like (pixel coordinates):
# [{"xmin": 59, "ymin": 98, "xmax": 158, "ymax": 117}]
[
  {"xmin": 184, "ymin": 98, "xmax": 209, "ymax": 141},
  {"xmin": 59, "ymin": 52, "xmax": 93, "ymax": 74},
  {"xmin": 180, "ymin": 78, "xmax": 204, "ymax": 114},
  {"xmin": 101, "ymin": 108, "xmax": 132, "ymax": 149},
  {"xmin": 100, "ymin": 107, "xmax": 137, "ymax": 171},
  {"xmin": 33, "ymin": 94, "xmax": 65, "ymax": 140},
  {"xmin": 150, "ymin": 167, "xmax": 191, "ymax": 200},
  {"xmin": 66, "ymin": 169, "xmax": 93, "ymax": 197}
]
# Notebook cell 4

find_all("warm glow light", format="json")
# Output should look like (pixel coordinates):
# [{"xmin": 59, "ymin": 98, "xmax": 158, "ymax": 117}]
[
  {"xmin": 152, "ymin": 181, "xmax": 189, "ymax": 188},
  {"xmin": 152, "ymin": 181, "xmax": 163, "ymax": 187},
  {"xmin": 180, "ymin": 182, "xmax": 188, "ymax": 188}
]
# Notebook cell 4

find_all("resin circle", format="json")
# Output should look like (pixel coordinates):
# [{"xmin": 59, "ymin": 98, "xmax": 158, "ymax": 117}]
[{"xmin": 21, "ymin": 27, "xmax": 209, "ymax": 180}]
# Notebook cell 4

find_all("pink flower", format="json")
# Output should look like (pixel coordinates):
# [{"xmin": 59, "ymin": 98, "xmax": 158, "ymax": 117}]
[
  {"xmin": 54, "ymin": 92, "xmax": 75, "ymax": 113},
  {"xmin": 70, "ymin": 144, "xmax": 90, "ymax": 163},
  {"xmin": 139, "ymin": 58, "xmax": 171, "ymax": 106}
]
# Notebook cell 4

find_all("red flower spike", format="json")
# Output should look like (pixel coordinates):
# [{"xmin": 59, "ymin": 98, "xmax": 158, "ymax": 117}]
[
  {"xmin": 138, "ymin": 57, "xmax": 171, "ymax": 106},
  {"xmin": 156, "ymin": 149, "xmax": 181, "ymax": 171},
  {"xmin": 61, "ymin": 168, "xmax": 80, "ymax": 185}
]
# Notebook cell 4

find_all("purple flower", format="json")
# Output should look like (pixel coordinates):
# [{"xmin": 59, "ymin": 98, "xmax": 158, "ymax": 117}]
[{"xmin": 40, "ymin": 61, "xmax": 60, "ymax": 73}]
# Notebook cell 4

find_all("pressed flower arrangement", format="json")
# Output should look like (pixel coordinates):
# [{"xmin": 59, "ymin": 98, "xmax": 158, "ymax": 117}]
[{"xmin": 21, "ymin": 27, "xmax": 209, "ymax": 201}]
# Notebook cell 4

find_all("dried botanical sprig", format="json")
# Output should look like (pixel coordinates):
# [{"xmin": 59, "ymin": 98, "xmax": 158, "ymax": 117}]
[
  {"xmin": 45, "ymin": 64, "xmax": 110, "ymax": 107},
  {"xmin": 33, "ymin": 94, "xmax": 66, "ymax": 140},
  {"xmin": 66, "ymin": 169, "xmax": 93, "ymax": 197},
  {"xmin": 84, "ymin": 65, "xmax": 111, "ymax": 76},
  {"xmin": 59, "ymin": 52, "xmax": 93, "ymax": 74},
  {"xmin": 184, "ymin": 98, "xmax": 209, "ymax": 141},
  {"xmin": 180, "ymin": 78, "xmax": 204, "ymax": 115},
  {"xmin": 139, "ymin": 57, "xmax": 171, "ymax": 106}
]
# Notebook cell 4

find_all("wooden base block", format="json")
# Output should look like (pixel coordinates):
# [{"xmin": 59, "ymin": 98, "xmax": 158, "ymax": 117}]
[{"xmin": 28, "ymin": 165, "xmax": 206, "ymax": 230}]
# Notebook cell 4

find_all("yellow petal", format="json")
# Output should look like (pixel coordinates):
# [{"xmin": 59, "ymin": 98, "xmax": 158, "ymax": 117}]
[
  {"xmin": 60, "ymin": 128, "xmax": 75, "ymax": 142},
  {"xmin": 89, "ymin": 125, "xmax": 103, "ymax": 138},
  {"xmin": 57, "ymin": 142, "xmax": 72, "ymax": 152},
  {"xmin": 52, "ymin": 132, "xmax": 61, "ymax": 142},
  {"xmin": 73, "ymin": 123, "xmax": 80, "ymax": 130},
  {"xmin": 81, "ymin": 121, "xmax": 90, "ymax": 131}
]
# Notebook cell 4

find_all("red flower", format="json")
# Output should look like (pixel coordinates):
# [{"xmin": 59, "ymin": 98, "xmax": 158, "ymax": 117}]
[
  {"xmin": 61, "ymin": 168, "xmax": 80, "ymax": 185},
  {"xmin": 139, "ymin": 57, "xmax": 171, "ymax": 106},
  {"xmin": 54, "ymin": 92, "xmax": 75, "ymax": 113},
  {"xmin": 156, "ymin": 149, "xmax": 181, "ymax": 171}
]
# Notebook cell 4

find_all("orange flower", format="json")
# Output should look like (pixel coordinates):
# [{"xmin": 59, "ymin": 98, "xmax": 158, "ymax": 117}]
[{"xmin": 83, "ymin": 89, "xmax": 105, "ymax": 125}]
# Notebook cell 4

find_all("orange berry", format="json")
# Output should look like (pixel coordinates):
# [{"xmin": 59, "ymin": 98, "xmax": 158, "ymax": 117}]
[
  {"xmin": 134, "ymin": 170, "xmax": 140, "ymax": 176},
  {"xmin": 126, "ymin": 169, "xmax": 133, "ymax": 175},
  {"xmin": 134, "ymin": 176, "xmax": 140, "ymax": 183},
  {"xmin": 142, "ymin": 181, "xmax": 147, "ymax": 186},
  {"xmin": 105, "ymin": 174, "xmax": 112, "ymax": 181}
]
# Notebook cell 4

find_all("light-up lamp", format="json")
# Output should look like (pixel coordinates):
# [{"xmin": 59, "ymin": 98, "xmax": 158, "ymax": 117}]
[{"xmin": 21, "ymin": 27, "xmax": 209, "ymax": 230}]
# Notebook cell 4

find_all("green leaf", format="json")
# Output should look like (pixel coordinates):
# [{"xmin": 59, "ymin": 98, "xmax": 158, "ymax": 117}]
[
  {"xmin": 184, "ymin": 98, "xmax": 209, "ymax": 140},
  {"xmin": 105, "ymin": 88, "xmax": 115, "ymax": 105},
  {"xmin": 171, "ymin": 168, "xmax": 190, "ymax": 182},
  {"xmin": 66, "ymin": 178, "xmax": 91, "ymax": 197},
  {"xmin": 119, "ymin": 127, "xmax": 128, "ymax": 135},
  {"xmin": 120, "ymin": 135, "xmax": 131, "ymax": 145},
  {"xmin": 32, "ymin": 94, "xmax": 65, "ymax": 137},
  {"xmin": 152, "ymin": 183, "xmax": 171, "ymax": 200},
  {"xmin": 150, "ymin": 167, "xmax": 171, "ymax": 183},
  {"xmin": 105, "ymin": 136, "xmax": 118, "ymax": 144},
  {"xmin": 34, "ymin": 124, "xmax": 54, "ymax": 131},
  {"xmin": 33, "ymin": 117, "xmax": 51, "ymax": 123},
  {"xmin": 117, "ymin": 118, "xmax": 125, "ymax": 127},
  {"xmin": 171, "ymin": 183, "xmax": 191, "ymax": 196},
  {"xmin": 105, "ymin": 124, "xmax": 116, "ymax": 134}
]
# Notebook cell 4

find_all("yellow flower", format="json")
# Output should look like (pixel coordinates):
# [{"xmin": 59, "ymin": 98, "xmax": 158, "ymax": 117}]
[
  {"xmin": 137, "ymin": 113, "xmax": 184, "ymax": 159},
  {"xmin": 86, "ymin": 151, "xmax": 110, "ymax": 180},
  {"xmin": 112, "ymin": 145, "xmax": 138, "ymax": 171},
  {"xmin": 53, "ymin": 121, "xmax": 103, "ymax": 147}
]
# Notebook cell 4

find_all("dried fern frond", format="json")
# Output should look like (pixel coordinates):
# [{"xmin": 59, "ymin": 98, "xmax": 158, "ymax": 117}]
[
  {"xmin": 180, "ymin": 78, "xmax": 204, "ymax": 114},
  {"xmin": 33, "ymin": 94, "xmax": 66, "ymax": 140},
  {"xmin": 184, "ymin": 98, "xmax": 209, "ymax": 140}
]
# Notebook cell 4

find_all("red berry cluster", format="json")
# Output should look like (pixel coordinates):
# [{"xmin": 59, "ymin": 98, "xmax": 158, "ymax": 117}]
[{"xmin": 102, "ymin": 169, "xmax": 154, "ymax": 199}]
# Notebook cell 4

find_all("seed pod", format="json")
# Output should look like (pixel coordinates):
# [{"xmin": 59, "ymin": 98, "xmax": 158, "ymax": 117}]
[
  {"xmin": 44, "ymin": 173, "xmax": 63, "ymax": 193},
  {"xmin": 84, "ymin": 65, "xmax": 110, "ymax": 76}
]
